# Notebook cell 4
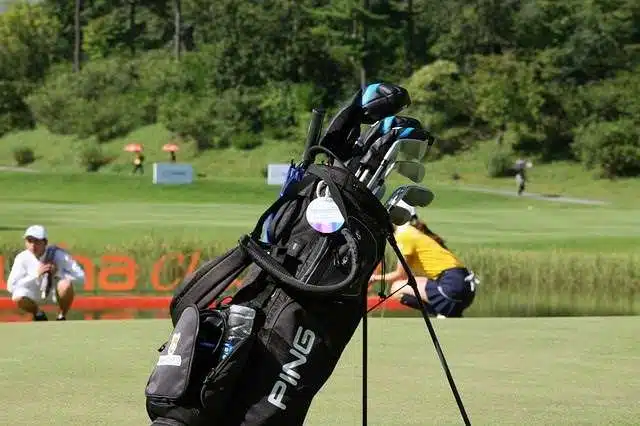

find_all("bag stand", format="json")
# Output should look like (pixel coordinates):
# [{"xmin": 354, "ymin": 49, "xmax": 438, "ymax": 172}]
[{"xmin": 361, "ymin": 235, "xmax": 472, "ymax": 426}]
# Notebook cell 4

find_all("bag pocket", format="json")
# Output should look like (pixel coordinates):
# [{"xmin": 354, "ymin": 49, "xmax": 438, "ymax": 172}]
[
  {"xmin": 145, "ymin": 305, "xmax": 227, "ymax": 423},
  {"xmin": 199, "ymin": 317, "xmax": 257, "ymax": 417}
]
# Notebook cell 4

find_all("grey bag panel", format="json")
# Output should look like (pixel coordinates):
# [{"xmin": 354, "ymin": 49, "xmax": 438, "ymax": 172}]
[{"xmin": 146, "ymin": 305, "xmax": 200, "ymax": 400}]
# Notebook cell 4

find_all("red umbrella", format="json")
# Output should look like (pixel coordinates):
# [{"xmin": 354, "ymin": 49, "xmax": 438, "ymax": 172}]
[
  {"xmin": 124, "ymin": 143, "xmax": 143, "ymax": 152},
  {"xmin": 163, "ymin": 143, "xmax": 180, "ymax": 152}
]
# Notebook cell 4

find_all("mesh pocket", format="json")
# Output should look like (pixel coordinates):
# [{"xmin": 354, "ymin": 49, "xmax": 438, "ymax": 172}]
[{"xmin": 199, "ymin": 331, "xmax": 257, "ymax": 417}]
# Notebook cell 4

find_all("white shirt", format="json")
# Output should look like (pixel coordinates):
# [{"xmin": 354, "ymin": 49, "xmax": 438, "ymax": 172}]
[{"xmin": 6, "ymin": 247, "xmax": 85, "ymax": 293}]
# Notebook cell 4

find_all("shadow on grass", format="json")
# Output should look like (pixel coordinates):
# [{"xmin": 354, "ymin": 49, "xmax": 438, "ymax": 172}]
[{"xmin": 0, "ymin": 226, "xmax": 27, "ymax": 232}]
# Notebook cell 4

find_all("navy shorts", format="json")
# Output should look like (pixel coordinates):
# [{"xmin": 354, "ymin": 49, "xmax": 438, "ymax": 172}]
[{"xmin": 425, "ymin": 268, "xmax": 476, "ymax": 317}]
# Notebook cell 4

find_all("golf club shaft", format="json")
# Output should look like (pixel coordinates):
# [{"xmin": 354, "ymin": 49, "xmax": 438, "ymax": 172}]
[
  {"xmin": 373, "ymin": 183, "xmax": 386, "ymax": 200},
  {"xmin": 303, "ymin": 108, "xmax": 325, "ymax": 167},
  {"xmin": 365, "ymin": 159, "xmax": 388, "ymax": 190},
  {"xmin": 364, "ymin": 136, "xmax": 423, "ymax": 190}
]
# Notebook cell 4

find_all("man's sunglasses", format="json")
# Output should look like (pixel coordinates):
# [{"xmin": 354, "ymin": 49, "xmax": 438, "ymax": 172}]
[{"xmin": 25, "ymin": 237, "xmax": 45, "ymax": 243}]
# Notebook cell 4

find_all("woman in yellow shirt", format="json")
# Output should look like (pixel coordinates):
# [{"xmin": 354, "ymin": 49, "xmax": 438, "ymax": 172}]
[{"xmin": 369, "ymin": 201, "xmax": 478, "ymax": 317}]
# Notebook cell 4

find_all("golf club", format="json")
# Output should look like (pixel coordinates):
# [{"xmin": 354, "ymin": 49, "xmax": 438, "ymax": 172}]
[
  {"xmin": 373, "ymin": 183, "xmax": 386, "ymax": 200},
  {"xmin": 360, "ymin": 83, "xmax": 411, "ymax": 124},
  {"xmin": 376, "ymin": 160, "xmax": 426, "ymax": 188},
  {"xmin": 388, "ymin": 204, "xmax": 412, "ymax": 225},
  {"xmin": 360, "ymin": 137, "xmax": 427, "ymax": 189},
  {"xmin": 348, "ymin": 116, "xmax": 425, "ymax": 174},
  {"xmin": 384, "ymin": 186, "xmax": 429, "ymax": 225},
  {"xmin": 317, "ymin": 83, "xmax": 413, "ymax": 165},
  {"xmin": 355, "ymin": 132, "xmax": 398, "ymax": 179},
  {"xmin": 355, "ymin": 128, "xmax": 432, "ymax": 181},
  {"xmin": 372, "ymin": 158, "xmax": 427, "ymax": 190},
  {"xmin": 384, "ymin": 184, "xmax": 435, "ymax": 209}
]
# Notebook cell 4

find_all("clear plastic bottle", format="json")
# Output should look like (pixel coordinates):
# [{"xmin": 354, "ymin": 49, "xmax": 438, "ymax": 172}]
[{"xmin": 219, "ymin": 305, "xmax": 256, "ymax": 362}]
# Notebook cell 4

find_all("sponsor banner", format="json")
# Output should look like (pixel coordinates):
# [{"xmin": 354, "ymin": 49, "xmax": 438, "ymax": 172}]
[
  {"xmin": 267, "ymin": 163, "xmax": 292, "ymax": 186},
  {"xmin": 153, "ymin": 162, "xmax": 194, "ymax": 185}
]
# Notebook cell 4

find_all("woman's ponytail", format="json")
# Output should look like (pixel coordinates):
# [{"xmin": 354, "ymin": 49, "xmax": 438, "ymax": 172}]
[{"xmin": 410, "ymin": 218, "xmax": 448, "ymax": 249}]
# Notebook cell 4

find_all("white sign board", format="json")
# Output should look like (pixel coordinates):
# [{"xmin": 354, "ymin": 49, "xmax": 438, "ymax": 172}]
[
  {"xmin": 153, "ymin": 163, "xmax": 194, "ymax": 185},
  {"xmin": 267, "ymin": 163, "xmax": 292, "ymax": 186}
]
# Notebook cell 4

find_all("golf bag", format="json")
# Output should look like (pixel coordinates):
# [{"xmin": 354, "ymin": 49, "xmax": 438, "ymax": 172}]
[
  {"xmin": 144, "ymin": 160, "xmax": 397, "ymax": 426},
  {"xmin": 144, "ymin": 82, "xmax": 471, "ymax": 426}
]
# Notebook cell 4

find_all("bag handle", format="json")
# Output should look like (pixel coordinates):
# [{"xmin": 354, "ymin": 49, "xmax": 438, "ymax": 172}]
[
  {"xmin": 252, "ymin": 145, "xmax": 347, "ymax": 241},
  {"xmin": 239, "ymin": 229, "xmax": 359, "ymax": 295}
]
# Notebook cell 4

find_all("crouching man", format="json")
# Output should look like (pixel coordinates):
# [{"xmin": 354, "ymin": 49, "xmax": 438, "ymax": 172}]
[{"xmin": 6, "ymin": 225, "xmax": 85, "ymax": 321}]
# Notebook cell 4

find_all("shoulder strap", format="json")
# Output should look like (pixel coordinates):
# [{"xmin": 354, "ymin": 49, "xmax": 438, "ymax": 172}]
[{"xmin": 169, "ymin": 246, "xmax": 252, "ymax": 325}]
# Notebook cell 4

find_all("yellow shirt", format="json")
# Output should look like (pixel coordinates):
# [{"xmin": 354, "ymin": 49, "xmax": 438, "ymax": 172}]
[{"xmin": 395, "ymin": 224, "xmax": 464, "ymax": 280}]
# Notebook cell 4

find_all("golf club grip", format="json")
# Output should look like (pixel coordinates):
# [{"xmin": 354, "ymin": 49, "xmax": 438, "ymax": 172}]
[{"xmin": 304, "ymin": 109, "xmax": 325, "ymax": 159}]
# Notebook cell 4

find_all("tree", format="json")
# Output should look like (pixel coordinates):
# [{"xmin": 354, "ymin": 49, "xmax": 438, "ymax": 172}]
[
  {"xmin": 308, "ymin": 0, "xmax": 387, "ymax": 87},
  {"xmin": 74, "ymin": 0, "xmax": 82, "ymax": 72},
  {"xmin": 0, "ymin": 1, "xmax": 62, "ymax": 82},
  {"xmin": 173, "ymin": 0, "xmax": 181, "ymax": 60}
]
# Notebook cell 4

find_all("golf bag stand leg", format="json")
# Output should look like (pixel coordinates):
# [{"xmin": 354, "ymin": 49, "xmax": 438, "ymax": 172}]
[
  {"xmin": 362, "ymin": 282, "xmax": 368, "ymax": 426},
  {"xmin": 389, "ymin": 236, "xmax": 472, "ymax": 426}
]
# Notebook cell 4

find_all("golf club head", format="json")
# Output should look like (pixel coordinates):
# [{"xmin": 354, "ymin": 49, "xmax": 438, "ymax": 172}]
[
  {"xmin": 359, "ymin": 127, "xmax": 427, "ymax": 184},
  {"xmin": 386, "ymin": 160, "xmax": 426, "ymax": 183},
  {"xmin": 363, "ymin": 135, "xmax": 427, "ymax": 188},
  {"xmin": 394, "ymin": 138, "xmax": 430, "ymax": 161},
  {"xmin": 361, "ymin": 83, "xmax": 411, "ymax": 124},
  {"xmin": 386, "ymin": 184, "xmax": 435, "ymax": 208},
  {"xmin": 388, "ymin": 205, "xmax": 412, "ymax": 226}
]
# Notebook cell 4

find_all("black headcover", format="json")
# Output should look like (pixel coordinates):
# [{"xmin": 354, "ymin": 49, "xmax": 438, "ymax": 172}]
[
  {"xmin": 361, "ymin": 83, "xmax": 411, "ymax": 124},
  {"xmin": 317, "ymin": 89, "xmax": 363, "ymax": 163}
]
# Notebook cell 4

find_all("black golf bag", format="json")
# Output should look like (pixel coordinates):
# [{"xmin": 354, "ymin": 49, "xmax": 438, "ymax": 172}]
[
  {"xmin": 144, "ymin": 83, "xmax": 471, "ymax": 426},
  {"xmin": 144, "ymin": 159, "xmax": 398, "ymax": 426}
]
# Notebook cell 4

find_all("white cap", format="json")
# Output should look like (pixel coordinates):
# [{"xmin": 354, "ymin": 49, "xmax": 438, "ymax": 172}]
[
  {"xmin": 395, "ymin": 200, "xmax": 417, "ymax": 218},
  {"xmin": 23, "ymin": 225, "xmax": 47, "ymax": 240}
]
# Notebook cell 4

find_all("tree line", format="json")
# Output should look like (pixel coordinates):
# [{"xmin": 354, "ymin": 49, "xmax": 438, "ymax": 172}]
[{"xmin": 1, "ymin": 0, "xmax": 639, "ymax": 177}]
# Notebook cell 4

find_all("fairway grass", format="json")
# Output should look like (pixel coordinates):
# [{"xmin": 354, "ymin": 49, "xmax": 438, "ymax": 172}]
[
  {"xmin": 1, "ymin": 171, "xmax": 637, "ymax": 253},
  {"xmin": 0, "ymin": 317, "xmax": 637, "ymax": 425}
]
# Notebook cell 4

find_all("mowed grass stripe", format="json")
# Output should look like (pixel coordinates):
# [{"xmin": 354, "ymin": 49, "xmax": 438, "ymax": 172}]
[
  {"xmin": 2, "ymin": 203, "xmax": 635, "ymax": 233},
  {"xmin": 0, "ymin": 318, "xmax": 637, "ymax": 425},
  {"xmin": 1, "ymin": 202, "xmax": 637, "ymax": 251}
]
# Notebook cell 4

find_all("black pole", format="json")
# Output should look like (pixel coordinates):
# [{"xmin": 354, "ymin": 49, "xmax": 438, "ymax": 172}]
[
  {"xmin": 302, "ymin": 108, "xmax": 325, "ymax": 167},
  {"xmin": 362, "ymin": 281, "xmax": 368, "ymax": 425},
  {"xmin": 387, "ymin": 233, "xmax": 471, "ymax": 426}
]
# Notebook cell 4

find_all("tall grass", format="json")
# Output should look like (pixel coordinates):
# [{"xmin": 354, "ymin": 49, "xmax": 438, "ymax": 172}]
[
  {"xmin": 2, "ymin": 240, "xmax": 638, "ymax": 317},
  {"xmin": 458, "ymin": 248, "xmax": 640, "ymax": 317}
]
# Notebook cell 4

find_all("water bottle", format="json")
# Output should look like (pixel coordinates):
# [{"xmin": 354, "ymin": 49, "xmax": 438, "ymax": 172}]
[{"xmin": 220, "ymin": 305, "xmax": 256, "ymax": 362}]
